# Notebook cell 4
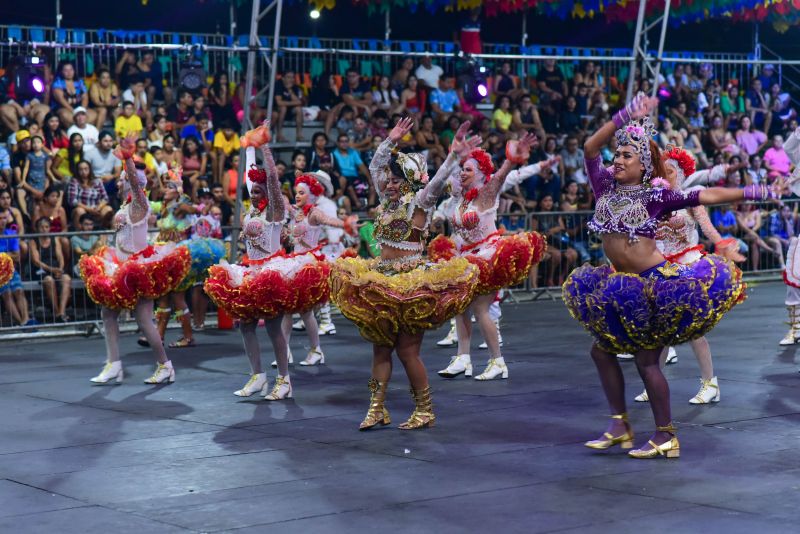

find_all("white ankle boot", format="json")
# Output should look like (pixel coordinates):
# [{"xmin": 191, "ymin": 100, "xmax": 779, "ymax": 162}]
[
  {"xmin": 234, "ymin": 372, "xmax": 267, "ymax": 397},
  {"xmin": 438, "ymin": 354, "xmax": 472, "ymax": 378},
  {"xmin": 264, "ymin": 375, "xmax": 292, "ymax": 400},
  {"xmin": 689, "ymin": 377, "xmax": 720, "ymax": 404},
  {"xmin": 272, "ymin": 347, "xmax": 294, "ymax": 368},
  {"xmin": 474, "ymin": 357, "xmax": 508, "ymax": 380},
  {"xmin": 144, "ymin": 360, "xmax": 175, "ymax": 384},
  {"xmin": 292, "ymin": 314, "xmax": 305, "ymax": 331},
  {"xmin": 318, "ymin": 304, "xmax": 336, "ymax": 335},
  {"xmin": 780, "ymin": 305, "xmax": 800, "ymax": 345},
  {"xmin": 300, "ymin": 347, "xmax": 325, "ymax": 366},
  {"xmin": 634, "ymin": 389, "xmax": 649, "ymax": 402},
  {"xmin": 90, "ymin": 361, "xmax": 123, "ymax": 384},
  {"xmin": 665, "ymin": 347, "xmax": 678, "ymax": 364},
  {"xmin": 436, "ymin": 319, "xmax": 457, "ymax": 347},
  {"xmin": 479, "ymin": 320, "xmax": 503, "ymax": 349}
]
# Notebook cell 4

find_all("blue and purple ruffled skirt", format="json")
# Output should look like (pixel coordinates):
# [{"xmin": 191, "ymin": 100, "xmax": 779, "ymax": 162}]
[{"xmin": 563, "ymin": 255, "xmax": 746, "ymax": 354}]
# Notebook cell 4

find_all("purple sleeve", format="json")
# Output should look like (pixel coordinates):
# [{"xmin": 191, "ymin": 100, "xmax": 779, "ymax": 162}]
[
  {"xmin": 654, "ymin": 189, "xmax": 701, "ymax": 218},
  {"xmin": 584, "ymin": 155, "xmax": 613, "ymax": 197}
]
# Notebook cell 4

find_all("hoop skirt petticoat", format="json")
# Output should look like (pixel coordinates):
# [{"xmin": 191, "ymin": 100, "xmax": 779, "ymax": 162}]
[
  {"xmin": 79, "ymin": 244, "xmax": 191, "ymax": 310},
  {"xmin": 0, "ymin": 253, "xmax": 14, "ymax": 287},
  {"xmin": 562, "ymin": 255, "xmax": 746, "ymax": 354},
  {"xmin": 204, "ymin": 249, "xmax": 331, "ymax": 322},
  {"xmin": 329, "ymin": 255, "xmax": 479, "ymax": 347},
  {"xmin": 175, "ymin": 238, "xmax": 227, "ymax": 292},
  {"xmin": 428, "ymin": 231, "xmax": 546, "ymax": 295}
]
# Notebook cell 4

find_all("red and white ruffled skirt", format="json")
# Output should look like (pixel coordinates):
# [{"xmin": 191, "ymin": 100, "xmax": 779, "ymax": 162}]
[
  {"xmin": 204, "ymin": 249, "xmax": 330, "ymax": 321},
  {"xmin": 428, "ymin": 231, "xmax": 547, "ymax": 295},
  {"xmin": 79, "ymin": 244, "xmax": 192, "ymax": 310}
]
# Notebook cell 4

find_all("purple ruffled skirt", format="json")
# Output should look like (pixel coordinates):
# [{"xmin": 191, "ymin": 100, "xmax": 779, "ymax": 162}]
[{"xmin": 562, "ymin": 255, "xmax": 746, "ymax": 354}]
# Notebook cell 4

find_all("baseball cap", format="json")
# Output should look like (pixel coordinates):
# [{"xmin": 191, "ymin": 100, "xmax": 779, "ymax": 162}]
[
  {"xmin": 764, "ymin": 63, "xmax": 775, "ymax": 71},
  {"xmin": 73, "ymin": 106, "xmax": 88, "ymax": 117},
  {"xmin": 15, "ymin": 130, "xmax": 31, "ymax": 142},
  {"xmin": 198, "ymin": 187, "xmax": 212, "ymax": 198}
]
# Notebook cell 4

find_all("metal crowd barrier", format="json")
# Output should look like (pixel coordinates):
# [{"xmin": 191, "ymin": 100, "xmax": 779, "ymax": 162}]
[
  {"xmin": 0, "ymin": 200, "xmax": 789, "ymax": 338},
  {"xmin": 0, "ymin": 24, "xmax": 754, "ymax": 99}
]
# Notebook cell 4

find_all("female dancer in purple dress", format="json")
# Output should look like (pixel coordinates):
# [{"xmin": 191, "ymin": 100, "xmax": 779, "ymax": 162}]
[{"xmin": 563, "ymin": 93, "xmax": 775, "ymax": 459}]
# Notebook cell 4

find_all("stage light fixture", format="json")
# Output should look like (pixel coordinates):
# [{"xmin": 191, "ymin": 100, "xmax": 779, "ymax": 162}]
[
  {"xmin": 13, "ymin": 55, "xmax": 45, "ymax": 101},
  {"xmin": 310, "ymin": 9, "xmax": 320, "ymax": 19},
  {"xmin": 459, "ymin": 61, "xmax": 488, "ymax": 104},
  {"xmin": 178, "ymin": 58, "xmax": 206, "ymax": 92}
]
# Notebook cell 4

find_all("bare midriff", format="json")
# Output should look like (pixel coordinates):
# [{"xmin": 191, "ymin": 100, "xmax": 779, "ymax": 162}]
[{"xmin": 602, "ymin": 234, "xmax": 666, "ymax": 274}]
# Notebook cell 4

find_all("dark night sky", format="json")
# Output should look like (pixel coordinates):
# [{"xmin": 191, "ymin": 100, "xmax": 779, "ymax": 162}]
[{"xmin": 2, "ymin": 1, "xmax": 797, "ymax": 56}]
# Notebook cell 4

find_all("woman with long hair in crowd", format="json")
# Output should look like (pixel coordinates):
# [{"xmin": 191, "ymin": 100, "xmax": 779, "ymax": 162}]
[
  {"xmin": 42, "ymin": 112, "xmax": 69, "ymax": 155},
  {"xmin": 205, "ymin": 122, "xmax": 331, "ymax": 400},
  {"xmin": 79, "ymin": 134, "xmax": 191, "ymax": 384},
  {"xmin": 329, "ymin": 117, "xmax": 481, "ymax": 430},
  {"xmin": 431, "ymin": 133, "xmax": 546, "ymax": 381},
  {"xmin": 563, "ymin": 93, "xmax": 775, "ymax": 459}
]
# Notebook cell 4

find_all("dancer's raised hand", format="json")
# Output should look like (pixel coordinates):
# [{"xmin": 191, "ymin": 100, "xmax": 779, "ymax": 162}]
[
  {"xmin": 388, "ymin": 116, "xmax": 414, "ymax": 144},
  {"xmin": 114, "ymin": 132, "xmax": 138, "ymax": 160}
]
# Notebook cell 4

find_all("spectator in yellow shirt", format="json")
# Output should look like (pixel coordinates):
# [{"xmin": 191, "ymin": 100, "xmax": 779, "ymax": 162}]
[
  {"xmin": 135, "ymin": 138, "xmax": 158, "ymax": 182},
  {"xmin": 212, "ymin": 121, "xmax": 240, "ymax": 183},
  {"xmin": 115, "ymin": 101, "xmax": 143, "ymax": 140}
]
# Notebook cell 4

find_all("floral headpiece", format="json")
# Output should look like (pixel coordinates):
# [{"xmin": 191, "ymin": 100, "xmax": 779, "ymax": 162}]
[
  {"xmin": 295, "ymin": 174, "xmax": 325, "ymax": 198},
  {"xmin": 165, "ymin": 165, "xmax": 183, "ymax": 194},
  {"xmin": 662, "ymin": 146, "xmax": 696, "ymax": 185},
  {"xmin": 247, "ymin": 164, "xmax": 268, "ymax": 190},
  {"xmin": 614, "ymin": 116, "xmax": 657, "ymax": 181},
  {"xmin": 395, "ymin": 151, "xmax": 429, "ymax": 192},
  {"xmin": 463, "ymin": 149, "xmax": 494, "ymax": 184}
]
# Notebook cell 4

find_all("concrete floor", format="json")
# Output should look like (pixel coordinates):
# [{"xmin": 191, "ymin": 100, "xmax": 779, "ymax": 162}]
[{"xmin": 0, "ymin": 282, "xmax": 798, "ymax": 533}]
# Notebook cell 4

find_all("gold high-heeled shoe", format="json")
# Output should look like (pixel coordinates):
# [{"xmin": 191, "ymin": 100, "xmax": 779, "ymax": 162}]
[
  {"xmin": 359, "ymin": 378, "xmax": 391, "ymax": 430},
  {"xmin": 398, "ymin": 386, "xmax": 435, "ymax": 430},
  {"xmin": 584, "ymin": 413, "xmax": 635, "ymax": 450},
  {"xmin": 628, "ymin": 423, "xmax": 680, "ymax": 459}
]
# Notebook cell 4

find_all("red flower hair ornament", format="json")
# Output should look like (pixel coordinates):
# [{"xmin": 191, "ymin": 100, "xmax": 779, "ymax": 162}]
[
  {"xmin": 463, "ymin": 149, "xmax": 495, "ymax": 185},
  {"xmin": 663, "ymin": 146, "xmax": 696, "ymax": 182},
  {"xmin": 295, "ymin": 174, "xmax": 326, "ymax": 197}
]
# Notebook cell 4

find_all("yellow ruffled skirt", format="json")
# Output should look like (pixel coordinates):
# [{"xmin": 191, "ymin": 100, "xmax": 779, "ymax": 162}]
[{"xmin": 329, "ymin": 255, "xmax": 479, "ymax": 347}]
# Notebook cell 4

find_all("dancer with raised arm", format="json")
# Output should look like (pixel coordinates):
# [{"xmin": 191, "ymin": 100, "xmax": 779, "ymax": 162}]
[
  {"xmin": 80, "ymin": 134, "xmax": 191, "ymax": 384},
  {"xmin": 282, "ymin": 171, "xmax": 355, "ymax": 366},
  {"xmin": 564, "ymin": 93, "xmax": 771, "ymax": 459},
  {"xmin": 779, "ymin": 127, "xmax": 800, "ymax": 353},
  {"xmin": 329, "ymin": 117, "xmax": 481, "ymax": 430},
  {"xmin": 629, "ymin": 146, "xmax": 745, "ymax": 405},
  {"xmin": 431, "ymin": 135, "xmax": 547, "ymax": 381},
  {"xmin": 204, "ymin": 122, "xmax": 330, "ymax": 400}
]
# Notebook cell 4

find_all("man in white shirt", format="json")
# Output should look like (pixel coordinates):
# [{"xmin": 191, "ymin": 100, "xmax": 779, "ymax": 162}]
[
  {"xmin": 83, "ymin": 131, "xmax": 121, "ymax": 205},
  {"xmin": 67, "ymin": 107, "xmax": 99, "ymax": 146},
  {"xmin": 414, "ymin": 53, "xmax": 444, "ymax": 90}
]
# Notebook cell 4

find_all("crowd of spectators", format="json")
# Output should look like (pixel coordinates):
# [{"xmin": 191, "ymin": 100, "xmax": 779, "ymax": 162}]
[{"xmin": 0, "ymin": 46, "xmax": 798, "ymax": 324}]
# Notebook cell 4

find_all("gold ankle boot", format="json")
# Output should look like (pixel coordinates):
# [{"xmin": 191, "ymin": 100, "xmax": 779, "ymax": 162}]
[
  {"xmin": 398, "ymin": 385, "xmax": 435, "ymax": 430},
  {"xmin": 628, "ymin": 423, "xmax": 680, "ymax": 459},
  {"xmin": 359, "ymin": 378, "xmax": 391, "ymax": 431},
  {"xmin": 585, "ymin": 413, "xmax": 634, "ymax": 450}
]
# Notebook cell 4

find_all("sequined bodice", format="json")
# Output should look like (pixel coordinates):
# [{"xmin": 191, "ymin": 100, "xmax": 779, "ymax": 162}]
[
  {"xmin": 113, "ymin": 202, "xmax": 149, "ymax": 257},
  {"xmin": 585, "ymin": 155, "xmax": 701, "ymax": 242},
  {"xmin": 374, "ymin": 193, "xmax": 426, "ymax": 252},
  {"xmin": 291, "ymin": 209, "xmax": 323, "ymax": 253},
  {"xmin": 243, "ymin": 210, "xmax": 283, "ymax": 260},
  {"xmin": 450, "ymin": 197, "xmax": 498, "ymax": 248},
  {"xmin": 590, "ymin": 185, "xmax": 659, "ymax": 241},
  {"xmin": 655, "ymin": 210, "xmax": 697, "ymax": 256}
]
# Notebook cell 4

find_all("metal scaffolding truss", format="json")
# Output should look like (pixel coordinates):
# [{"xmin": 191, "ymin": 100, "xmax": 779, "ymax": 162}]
[
  {"xmin": 230, "ymin": 0, "xmax": 283, "ymax": 259},
  {"xmin": 627, "ymin": 0, "xmax": 672, "ymax": 100}
]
